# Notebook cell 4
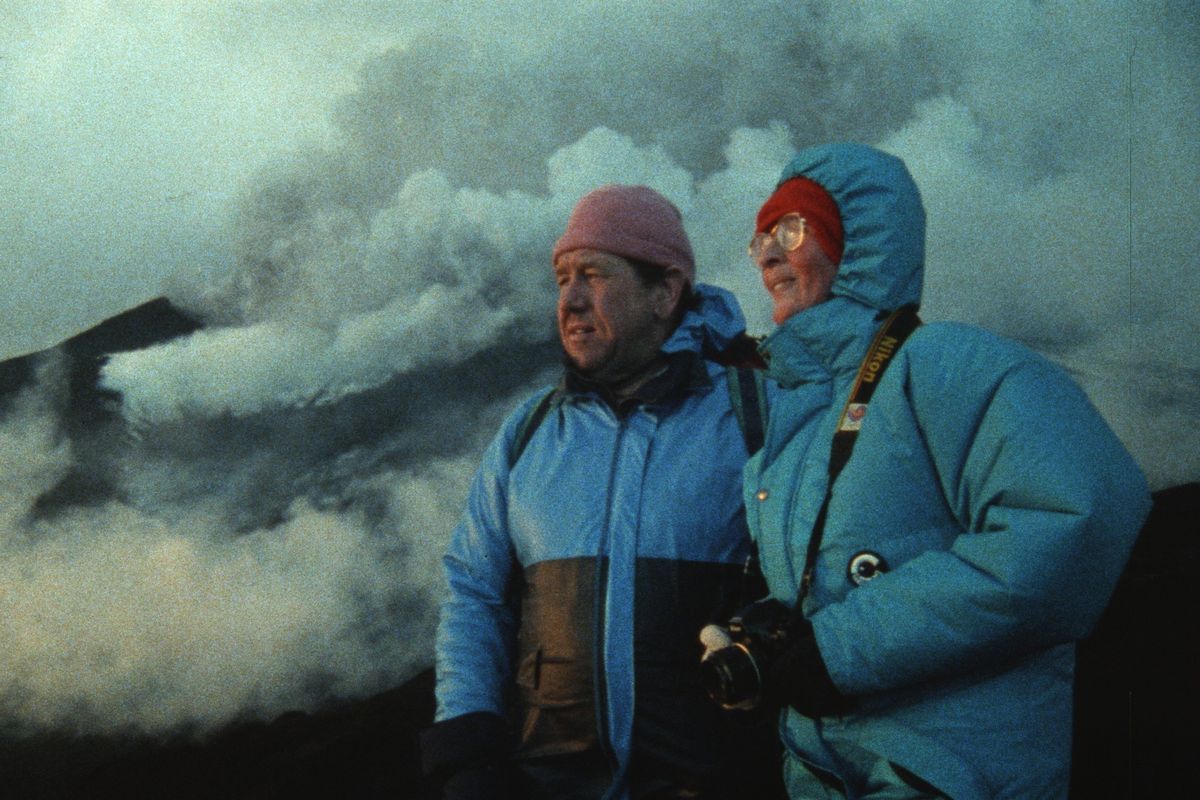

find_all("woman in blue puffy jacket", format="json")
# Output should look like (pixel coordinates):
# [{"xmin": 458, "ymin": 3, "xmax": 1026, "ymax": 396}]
[{"xmin": 737, "ymin": 143, "xmax": 1150, "ymax": 799}]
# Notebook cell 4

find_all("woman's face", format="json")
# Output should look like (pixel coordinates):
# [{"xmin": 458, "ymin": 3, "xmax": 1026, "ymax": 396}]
[{"xmin": 754, "ymin": 234, "xmax": 838, "ymax": 325}]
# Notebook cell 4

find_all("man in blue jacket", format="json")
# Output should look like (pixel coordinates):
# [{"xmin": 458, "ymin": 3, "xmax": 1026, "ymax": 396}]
[
  {"xmin": 424, "ymin": 184, "xmax": 779, "ymax": 799},
  {"xmin": 714, "ymin": 143, "xmax": 1150, "ymax": 798}
]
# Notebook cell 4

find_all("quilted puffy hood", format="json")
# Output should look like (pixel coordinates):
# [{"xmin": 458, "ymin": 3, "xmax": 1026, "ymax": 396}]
[{"xmin": 774, "ymin": 143, "xmax": 926, "ymax": 313}]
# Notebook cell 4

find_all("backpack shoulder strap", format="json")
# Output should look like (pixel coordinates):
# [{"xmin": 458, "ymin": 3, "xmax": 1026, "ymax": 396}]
[
  {"xmin": 725, "ymin": 364, "xmax": 769, "ymax": 604},
  {"xmin": 509, "ymin": 387, "xmax": 561, "ymax": 468},
  {"xmin": 726, "ymin": 365, "xmax": 767, "ymax": 455}
]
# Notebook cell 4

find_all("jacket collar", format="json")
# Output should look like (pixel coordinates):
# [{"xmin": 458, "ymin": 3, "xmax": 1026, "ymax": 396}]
[
  {"xmin": 758, "ymin": 296, "xmax": 883, "ymax": 389},
  {"xmin": 563, "ymin": 349, "xmax": 709, "ymax": 416}
]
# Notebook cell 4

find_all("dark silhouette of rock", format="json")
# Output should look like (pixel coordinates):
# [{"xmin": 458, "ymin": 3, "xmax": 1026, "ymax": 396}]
[
  {"xmin": 1072, "ymin": 481, "xmax": 1199, "ymax": 799},
  {"xmin": 1, "ymin": 669, "xmax": 437, "ymax": 799}
]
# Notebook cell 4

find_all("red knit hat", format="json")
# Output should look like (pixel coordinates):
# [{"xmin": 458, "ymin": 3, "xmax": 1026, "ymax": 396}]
[
  {"xmin": 755, "ymin": 177, "xmax": 844, "ymax": 265},
  {"xmin": 553, "ymin": 185, "xmax": 696, "ymax": 283}
]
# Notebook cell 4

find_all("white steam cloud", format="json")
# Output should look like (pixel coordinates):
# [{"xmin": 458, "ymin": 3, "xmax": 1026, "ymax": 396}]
[
  {"xmin": 1, "ymin": 362, "xmax": 486, "ymax": 733},
  {"xmin": 0, "ymin": 0, "xmax": 1195, "ymax": 736}
]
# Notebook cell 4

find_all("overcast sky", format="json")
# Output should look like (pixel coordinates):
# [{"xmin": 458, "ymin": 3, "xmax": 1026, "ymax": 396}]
[{"xmin": 1, "ymin": 0, "xmax": 1196, "ymax": 735}]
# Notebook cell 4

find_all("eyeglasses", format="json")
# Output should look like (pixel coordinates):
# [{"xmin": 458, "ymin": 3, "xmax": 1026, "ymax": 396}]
[{"xmin": 748, "ymin": 213, "xmax": 806, "ymax": 264}]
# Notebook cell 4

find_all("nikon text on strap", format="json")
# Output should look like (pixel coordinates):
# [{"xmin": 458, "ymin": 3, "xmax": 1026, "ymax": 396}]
[{"xmin": 798, "ymin": 307, "xmax": 922, "ymax": 602}]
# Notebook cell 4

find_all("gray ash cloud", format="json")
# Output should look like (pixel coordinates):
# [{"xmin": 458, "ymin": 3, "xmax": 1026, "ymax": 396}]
[{"xmin": 0, "ymin": 0, "xmax": 1195, "ymax": 736}]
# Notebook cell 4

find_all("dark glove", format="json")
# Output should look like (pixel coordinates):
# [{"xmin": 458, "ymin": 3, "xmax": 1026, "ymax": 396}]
[
  {"xmin": 764, "ymin": 616, "xmax": 855, "ymax": 717},
  {"xmin": 420, "ymin": 711, "xmax": 513, "ymax": 800}
]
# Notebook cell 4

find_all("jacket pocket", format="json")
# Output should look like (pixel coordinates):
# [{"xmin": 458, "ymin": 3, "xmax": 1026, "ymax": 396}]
[
  {"xmin": 515, "ymin": 644, "xmax": 596, "ymax": 758},
  {"xmin": 516, "ymin": 646, "xmax": 586, "ymax": 700}
]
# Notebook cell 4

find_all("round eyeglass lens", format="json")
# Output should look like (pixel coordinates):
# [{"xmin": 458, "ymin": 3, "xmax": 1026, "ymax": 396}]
[
  {"xmin": 748, "ymin": 214, "xmax": 806, "ymax": 262},
  {"xmin": 774, "ymin": 214, "xmax": 806, "ymax": 251}
]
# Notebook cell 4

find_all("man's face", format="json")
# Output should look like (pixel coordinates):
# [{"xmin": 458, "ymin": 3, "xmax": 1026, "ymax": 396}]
[
  {"xmin": 755, "ymin": 232, "xmax": 838, "ymax": 325},
  {"xmin": 555, "ymin": 249, "xmax": 674, "ymax": 383}
]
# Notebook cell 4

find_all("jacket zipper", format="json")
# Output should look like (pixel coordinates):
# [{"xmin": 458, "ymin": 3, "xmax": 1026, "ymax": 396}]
[{"xmin": 594, "ymin": 411, "xmax": 627, "ymax": 791}]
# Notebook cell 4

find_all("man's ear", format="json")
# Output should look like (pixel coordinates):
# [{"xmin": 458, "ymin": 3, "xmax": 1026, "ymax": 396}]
[{"xmin": 653, "ymin": 266, "xmax": 688, "ymax": 321}]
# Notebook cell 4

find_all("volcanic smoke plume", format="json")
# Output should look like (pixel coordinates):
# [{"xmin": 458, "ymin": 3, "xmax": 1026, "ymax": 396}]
[{"xmin": 0, "ymin": 0, "xmax": 1195, "ymax": 736}]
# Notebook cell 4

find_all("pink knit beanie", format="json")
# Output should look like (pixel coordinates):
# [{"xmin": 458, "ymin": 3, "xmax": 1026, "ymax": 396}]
[{"xmin": 552, "ymin": 185, "xmax": 696, "ymax": 283}]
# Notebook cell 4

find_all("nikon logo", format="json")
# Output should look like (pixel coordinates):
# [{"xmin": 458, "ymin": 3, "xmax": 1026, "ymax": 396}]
[{"xmin": 861, "ymin": 335, "xmax": 899, "ymax": 383}]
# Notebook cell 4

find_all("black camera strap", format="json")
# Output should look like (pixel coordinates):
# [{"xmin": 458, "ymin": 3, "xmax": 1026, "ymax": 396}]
[{"xmin": 797, "ymin": 306, "xmax": 922, "ymax": 603}]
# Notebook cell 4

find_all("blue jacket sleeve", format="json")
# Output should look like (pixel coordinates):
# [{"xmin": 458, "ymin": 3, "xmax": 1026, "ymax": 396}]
[
  {"xmin": 434, "ymin": 398, "xmax": 534, "ymax": 722},
  {"xmin": 814, "ymin": 328, "xmax": 1152, "ymax": 694}
]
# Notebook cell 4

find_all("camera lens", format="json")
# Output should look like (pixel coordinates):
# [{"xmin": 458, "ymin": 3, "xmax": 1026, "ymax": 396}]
[{"xmin": 700, "ymin": 643, "xmax": 764, "ymax": 709}]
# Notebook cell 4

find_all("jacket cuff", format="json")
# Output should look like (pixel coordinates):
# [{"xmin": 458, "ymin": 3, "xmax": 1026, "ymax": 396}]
[{"xmin": 420, "ymin": 711, "xmax": 510, "ymax": 781}]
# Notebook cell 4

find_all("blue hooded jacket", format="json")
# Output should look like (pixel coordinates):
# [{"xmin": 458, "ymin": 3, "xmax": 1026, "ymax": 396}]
[
  {"xmin": 746, "ymin": 143, "xmax": 1150, "ymax": 799},
  {"xmin": 436, "ymin": 284, "xmax": 772, "ymax": 797}
]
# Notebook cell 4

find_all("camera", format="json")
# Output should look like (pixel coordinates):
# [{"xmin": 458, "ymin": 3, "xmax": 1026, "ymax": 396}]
[{"xmin": 700, "ymin": 599, "xmax": 794, "ymax": 710}]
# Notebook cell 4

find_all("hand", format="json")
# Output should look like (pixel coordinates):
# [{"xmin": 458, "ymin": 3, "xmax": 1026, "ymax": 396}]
[
  {"xmin": 420, "ymin": 711, "xmax": 512, "ymax": 799},
  {"xmin": 762, "ymin": 620, "xmax": 855, "ymax": 718}
]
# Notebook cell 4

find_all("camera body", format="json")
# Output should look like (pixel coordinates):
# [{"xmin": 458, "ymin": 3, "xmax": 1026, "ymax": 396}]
[{"xmin": 700, "ymin": 599, "xmax": 794, "ymax": 710}]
